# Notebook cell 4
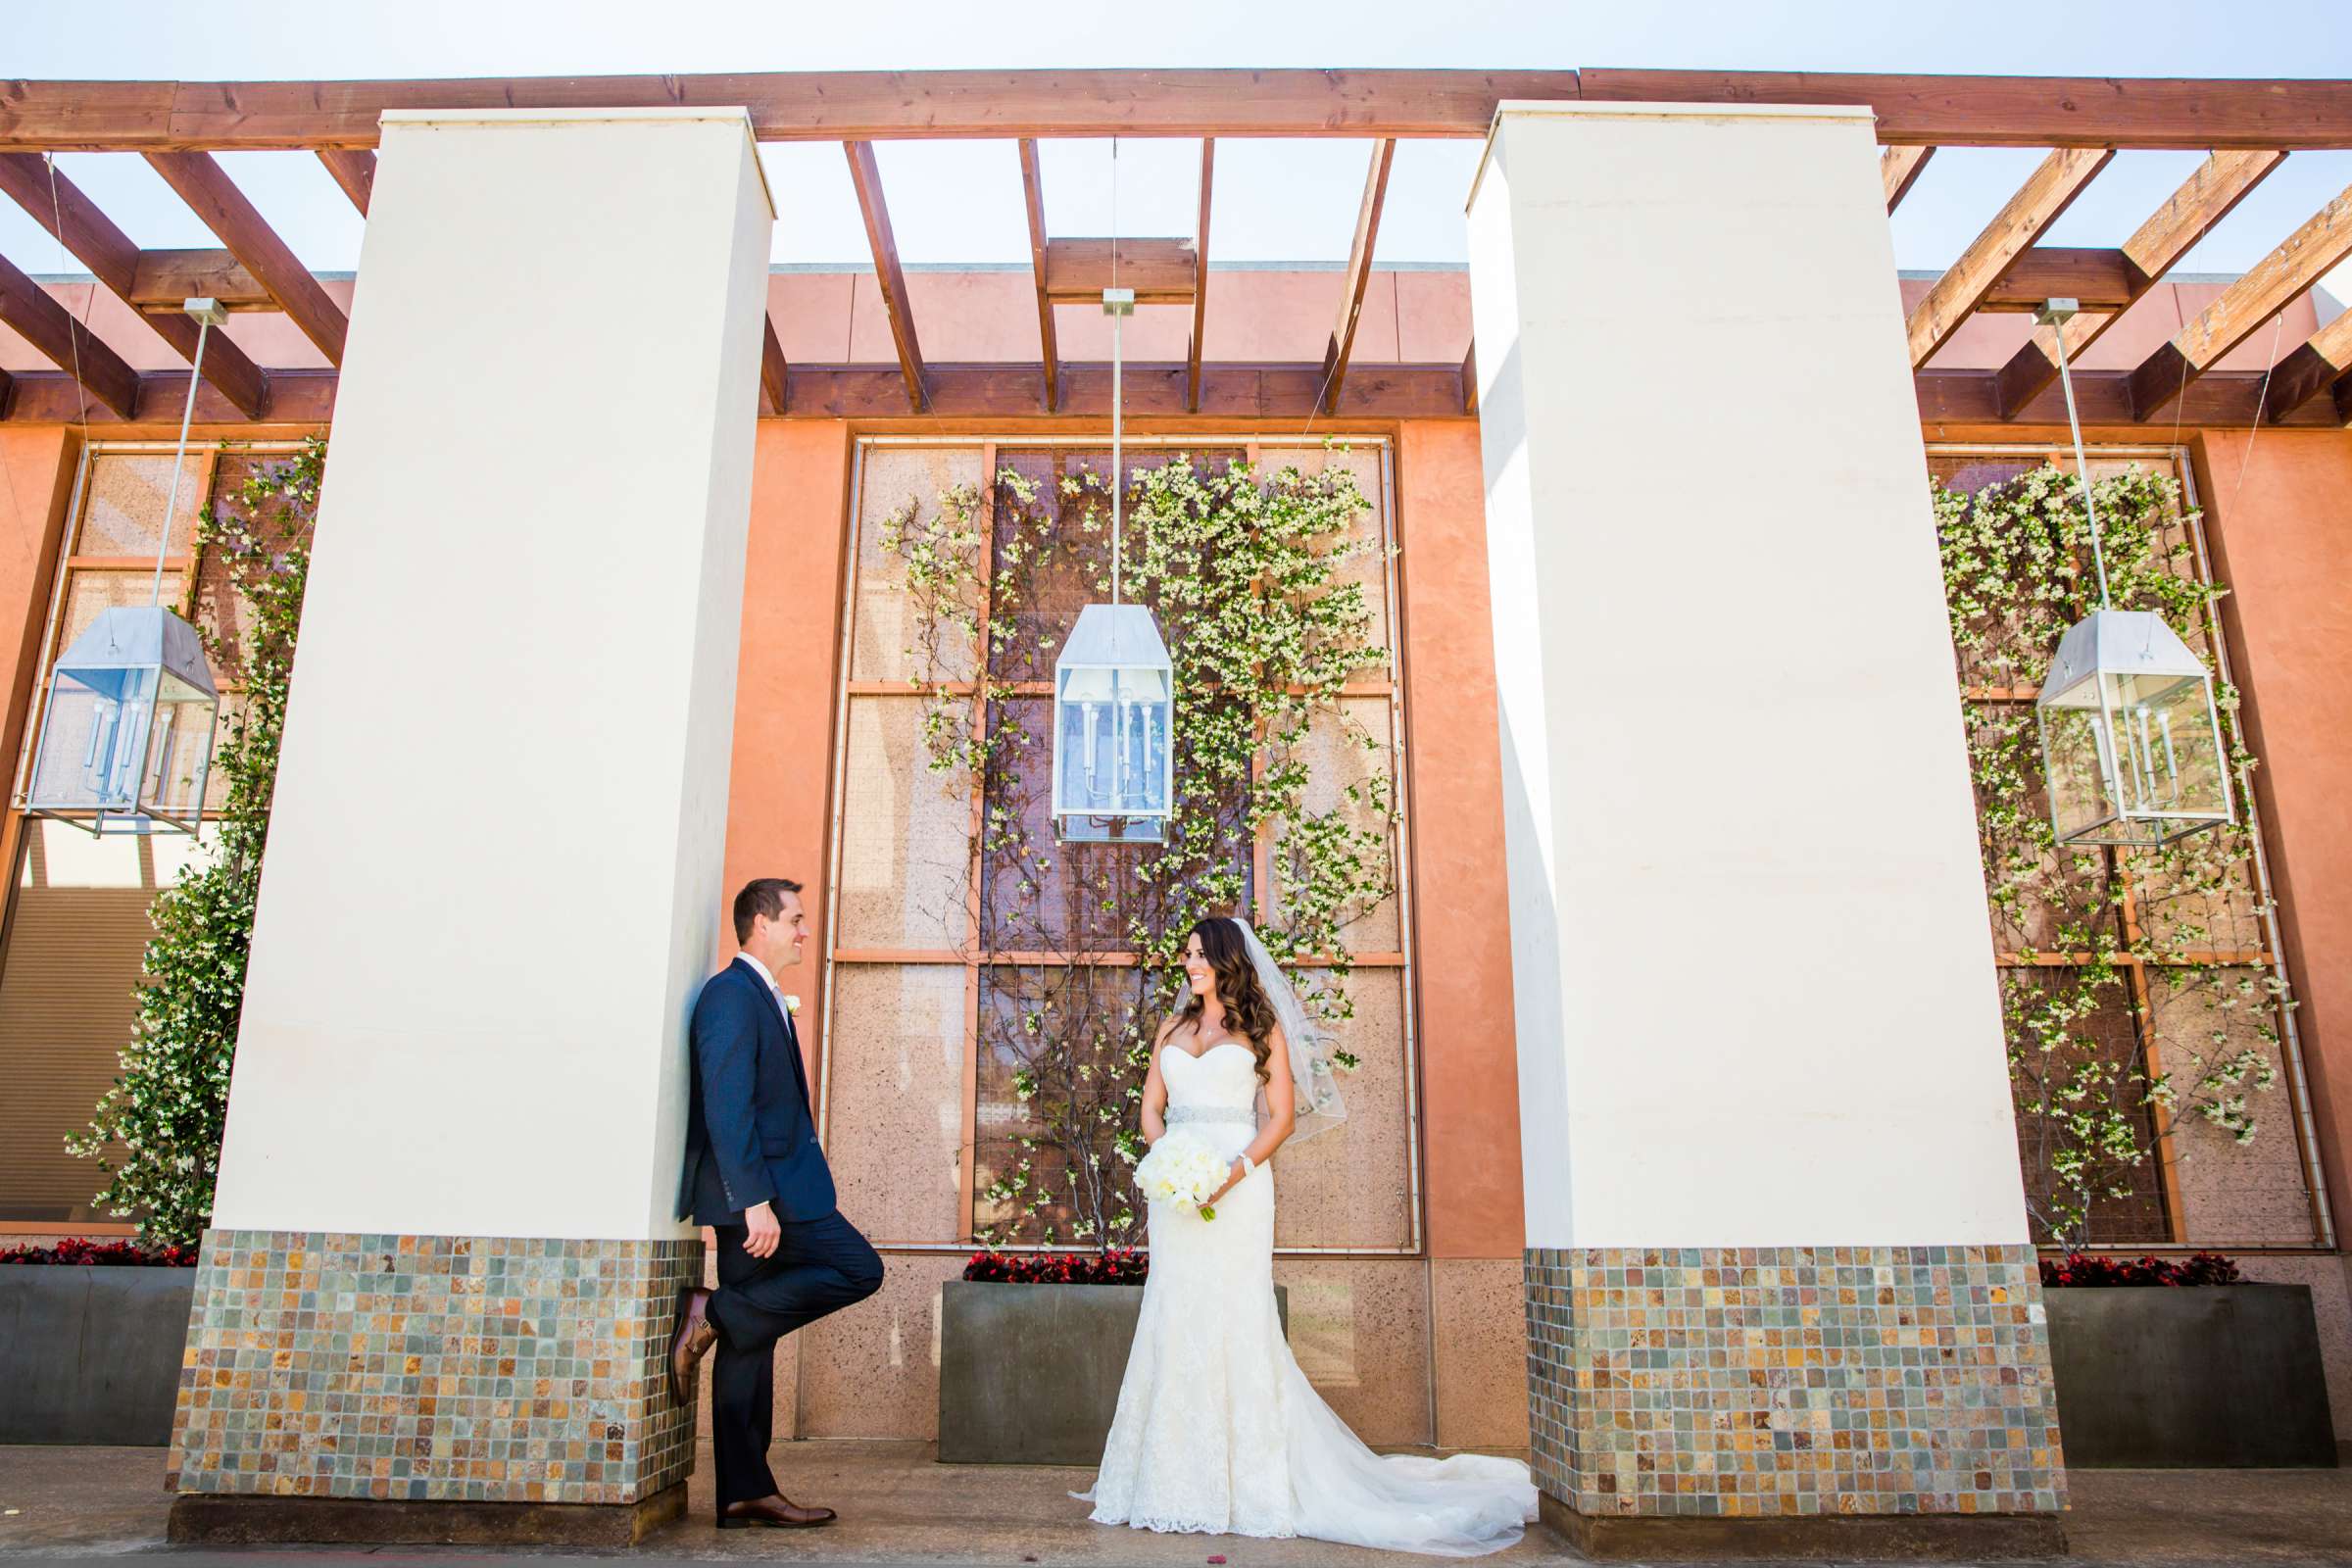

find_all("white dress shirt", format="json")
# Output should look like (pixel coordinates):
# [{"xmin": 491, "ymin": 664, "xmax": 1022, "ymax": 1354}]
[{"xmin": 736, "ymin": 951, "xmax": 794, "ymax": 1029}]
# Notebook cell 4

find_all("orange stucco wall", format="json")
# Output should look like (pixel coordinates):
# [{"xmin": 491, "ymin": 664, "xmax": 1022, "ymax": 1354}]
[
  {"xmin": 2187, "ymin": 428, "xmax": 2352, "ymax": 1232},
  {"xmin": 1397, "ymin": 420, "xmax": 1526, "ymax": 1260},
  {"xmin": 720, "ymin": 419, "xmax": 856, "ymax": 1097},
  {"xmin": 0, "ymin": 428, "xmax": 75, "ymax": 768},
  {"xmin": 0, "ymin": 427, "xmax": 76, "ymax": 889}
]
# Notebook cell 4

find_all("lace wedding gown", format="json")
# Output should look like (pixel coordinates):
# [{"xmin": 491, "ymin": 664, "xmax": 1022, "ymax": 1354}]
[{"xmin": 1079, "ymin": 1042, "xmax": 1538, "ymax": 1556}]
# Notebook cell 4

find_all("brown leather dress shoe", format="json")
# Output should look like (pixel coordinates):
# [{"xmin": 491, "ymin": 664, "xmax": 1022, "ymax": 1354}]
[
  {"xmin": 668, "ymin": 1285, "xmax": 716, "ymax": 1405},
  {"xmin": 718, "ymin": 1494, "xmax": 837, "ymax": 1529}
]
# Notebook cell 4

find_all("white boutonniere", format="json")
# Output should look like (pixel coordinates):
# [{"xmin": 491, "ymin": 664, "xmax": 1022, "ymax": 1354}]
[{"xmin": 783, "ymin": 994, "xmax": 803, "ymax": 1016}]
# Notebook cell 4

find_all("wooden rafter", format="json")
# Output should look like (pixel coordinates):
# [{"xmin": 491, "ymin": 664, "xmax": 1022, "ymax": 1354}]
[
  {"xmin": 10, "ymin": 71, "xmax": 2352, "ymax": 150},
  {"xmin": 1993, "ymin": 150, "xmax": 2282, "ymax": 418},
  {"xmin": 1187, "ymin": 139, "xmax": 1213, "ymax": 414},
  {"xmin": 146, "ymin": 150, "xmax": 348, "ymax": 366},
  {"xmin": 0, "ymin": 152, "xmax": 268, "ymax": 416},
  {"xmin": 1323, "ymin": 138, "xmax": 1396, "ymax": 415},
  {"xmin": 844, "ymin": 140, "xmax": 925, "ymax": 413},
  {"xmin": 1907, "ymin": 146, "xmax": 2112, "ymax": 368},
  {"xmin": 2262, "ymin": 308, "xmax": 2352, "ymax": 422},
  {"xmin": 1881, "ymin": 145, "xmax": 1934, "ymax": 213},
  {"xmin": 760, "ymin": 314, "xmax": 788, "ymax": 416},
  {"xmin": 0, "ymin": 248, "xmax": 141, "ymax": 416},
  {"xmin": 316, "ymin": 147, "xmax": 376, "ymax": 215},
  {"xmin": 1017, "ymin": 138, "xmax": 1057, "ymax": 412},
  {"xmin": 2129, "ymin": 179, "xmax": 2352, "ymax": 421}
]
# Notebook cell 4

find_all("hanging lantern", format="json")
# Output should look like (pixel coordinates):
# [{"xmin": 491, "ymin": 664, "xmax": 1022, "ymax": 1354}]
[
  {"xmin": 1048, "ymin": 140, "xmax": 1176, "ymax": 845},
  {"xmin": 2036, "ymin": 610, "xmax": 2231, "ymax": 847},
  {"xmin": 25, "ymin": 606, "xmax": 219, "ymax": 834},
  {"xmin": 22, "ymin": 296, "xmax": 227, "ymax": 836},
  {"xmin": 1053, "ymin": 604, "xmax": 1173, "ymax": 843},
  {"xmin": 2029, "ymin": 297, "xmax": 2232, "ymax": 849}
]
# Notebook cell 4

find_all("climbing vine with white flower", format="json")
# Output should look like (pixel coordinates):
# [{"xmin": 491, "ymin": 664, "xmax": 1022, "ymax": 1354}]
[
  {"xmin": 882, "ymin": 447, "xmax": 1396, "ymax": 1248},
  {"xmin": 1934, "ymin": 460, "xmax": 2293, "ymax": 1249}
]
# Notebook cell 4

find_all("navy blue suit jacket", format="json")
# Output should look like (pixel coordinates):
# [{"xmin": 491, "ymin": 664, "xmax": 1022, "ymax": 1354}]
[{"xmin": 676, "ymin": 957, "xmax": 838, "ymax": 1227}]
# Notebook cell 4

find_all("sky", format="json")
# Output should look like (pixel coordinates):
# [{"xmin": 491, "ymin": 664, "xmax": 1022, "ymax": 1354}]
[{"xmin": 6, "ymin": 0, "xmax": 2351, "ymax": 299}]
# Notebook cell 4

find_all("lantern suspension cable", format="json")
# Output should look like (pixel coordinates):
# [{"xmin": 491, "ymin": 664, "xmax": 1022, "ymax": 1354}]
[
  {"xmin": 1108, "ymin": 135, "xmax": 1125, "ymax": 608},
  {"xmin": 153, "ymin": 302, "xmax": 224, "ymax": 610},
  {"xmin": 2040, "ymin": 298, "xmax": 2112, "ymax": 609}
]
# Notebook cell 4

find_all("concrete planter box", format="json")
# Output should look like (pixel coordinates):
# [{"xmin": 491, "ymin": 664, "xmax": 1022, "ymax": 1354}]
[
  {"xmin": 938, "ymin": 1280, "xmax": 1287, "ymax": 1465},
  {"xmin": 0, "ymin": 1266, "xmax": 195, "ymax": 1446},
  {"xmin": 2044, "ymin": 1284, "xmax": 2335, "ymax": 1468}
]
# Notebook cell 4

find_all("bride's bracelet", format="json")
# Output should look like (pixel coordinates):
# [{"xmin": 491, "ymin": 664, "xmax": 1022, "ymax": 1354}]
[{"xmin": 1238, "ymin": 1153, "xmax": 1255, "ymax": 1176}]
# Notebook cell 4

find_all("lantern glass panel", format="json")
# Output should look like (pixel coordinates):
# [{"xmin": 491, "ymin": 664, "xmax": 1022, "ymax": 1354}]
[
  {"xmin": 1054, "ymin": 663, "xmax": 1172, "ymax": 843},
  {"xmin": 142, "ymin": 671, "xmax": 218, "ymax": 823},
  {"xmin": 2039, "ymin": 669, "xmax": 2229, "ymax": 847},
  {"xmin": 27, "ymin": 664, "xmax": 155, "ymax": 814}
]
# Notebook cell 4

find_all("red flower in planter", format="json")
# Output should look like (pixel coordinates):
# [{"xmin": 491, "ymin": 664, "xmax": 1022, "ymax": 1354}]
[
  {"xmin": 2039, "ymin": 1250, "xmax": 2241, "ymax": 1289},
  {"xmin": 0, "ymin": 1237, "xmax": 195, "ymax": 1267}
]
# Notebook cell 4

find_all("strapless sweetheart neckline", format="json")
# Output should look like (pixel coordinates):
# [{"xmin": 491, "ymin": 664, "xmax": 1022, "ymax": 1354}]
[{"xmin": 1162, "ymin": 1040, "xmax": 1252, "ymax": 1065}]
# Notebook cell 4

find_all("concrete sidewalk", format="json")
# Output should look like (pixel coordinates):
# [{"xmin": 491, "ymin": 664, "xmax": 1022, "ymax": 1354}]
[{"xmin": 3, "ymin": 1441, "xmax": 2349, "ymax": 1564}]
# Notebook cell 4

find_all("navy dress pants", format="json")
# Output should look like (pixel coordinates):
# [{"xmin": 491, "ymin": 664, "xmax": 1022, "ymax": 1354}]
[{"xmin": 707, "ymin": 1207, "xmax": 884, "ymax": 1509}]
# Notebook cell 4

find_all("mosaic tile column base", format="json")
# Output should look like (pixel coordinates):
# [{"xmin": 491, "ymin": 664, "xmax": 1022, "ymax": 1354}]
[
  {"xmin": 1525, "ymin": 1245, "xmax": 2067, "ymax": 1560},
  {"xmin": 165, "ymin": 1230, "xmax": 702, "ymax": 1543}
]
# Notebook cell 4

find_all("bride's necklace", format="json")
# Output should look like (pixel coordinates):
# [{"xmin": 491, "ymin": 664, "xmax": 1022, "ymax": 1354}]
[{"xmin": 1175, "ymin": 1009, "xmax": 1243, "ymax": 1060}]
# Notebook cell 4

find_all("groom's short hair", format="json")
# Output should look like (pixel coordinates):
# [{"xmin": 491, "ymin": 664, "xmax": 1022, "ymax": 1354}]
[{"xmin": 733, "ymin": 877, "xmax": 805, "ymax": 943}]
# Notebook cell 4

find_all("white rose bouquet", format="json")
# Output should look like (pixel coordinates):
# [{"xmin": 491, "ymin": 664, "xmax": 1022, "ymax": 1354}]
[{"xmin": 1134, "ymin": 1130, "xmax": 1232, "ymax": 1221}]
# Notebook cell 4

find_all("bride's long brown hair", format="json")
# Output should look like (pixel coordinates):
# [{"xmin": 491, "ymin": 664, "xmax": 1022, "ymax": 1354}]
[{"xmin": 1177, "ymin": 916, "xmax": 1276, "ymax": 1085}]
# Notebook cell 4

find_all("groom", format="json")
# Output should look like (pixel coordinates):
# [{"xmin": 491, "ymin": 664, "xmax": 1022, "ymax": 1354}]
[{"xmin": 669, "ymin": 877, "xmax": 884, "ymax": 1528}]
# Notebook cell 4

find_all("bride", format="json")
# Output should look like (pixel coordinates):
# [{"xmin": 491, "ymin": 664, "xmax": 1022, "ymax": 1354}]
[{"xmin": 1078, "ymin": 915, "xmax": 1537, "ymax": 1556}]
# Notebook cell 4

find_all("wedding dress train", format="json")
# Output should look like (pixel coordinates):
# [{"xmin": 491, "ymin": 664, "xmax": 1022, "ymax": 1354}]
[{"xmin": 1079, "ymin": 1042, "xmax": 1537, "ymax": 1556}]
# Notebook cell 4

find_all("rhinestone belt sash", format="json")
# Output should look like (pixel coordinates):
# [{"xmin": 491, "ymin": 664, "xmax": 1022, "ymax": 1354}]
[{"xmin": 1166, "ymin": 1104, "xmax": 1254, "ymax": 1126}]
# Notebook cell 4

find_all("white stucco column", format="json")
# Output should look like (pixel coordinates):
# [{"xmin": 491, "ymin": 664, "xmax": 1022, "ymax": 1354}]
[
  {"xmin": 1468, "ymin": 102, "xmax": 2065, "ymax": 1547},
  {"xmin": 171, "ymin": 110, "xmax": 770, "ymax": 1529}
]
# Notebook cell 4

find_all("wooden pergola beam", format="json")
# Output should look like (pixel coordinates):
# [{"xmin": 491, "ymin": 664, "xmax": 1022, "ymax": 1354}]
[
  {"xmin": 1907, "ymin": 146, "xmax": 2112, "ymax": 368},
  {"xmin": 1323, "ymin": 138, "xmax": 1396, "ymax": 415},
  {"xmin": 11, "ymin": 71, "xmax": 2350, "ymax": 151},
  {"xmin": 2, "ymin": 361, "xmax": 2329, "ymax": 429},
  {"xmin": 844, "ymin": 139, "xmax": 925, "ymax": 413},
  {"xmin": 1576, "ymin": 70, "xmax": 2352, "ymax": 148},
  {"xmin": 3, "ymin": 367, "xmax": 336, "ymax": 424},
  {"xmin": 146, "ymin": 150, "xmax": 348, "ymax": 366},
  {"xmin": 317, "ymin": 147, "xmax": 376, "ymax": 215},
  {"xmin": 1993, "ymin": 150, "xmax": 2282, "ymax": 418},
  {"xmin": 1881, "ymin": 145, "xmax": 1934, "ymax": 213},
  {"xmin": 760, "ymin": 314, "xmax": 788, "ymax": 416},
  {"xmin": 0, "ymin": 248, "xmax": 142, "ymax": 416},
  {"xmin": 1917, "ymin": 365, "xmax": 2337, "ymax": 427},
  {"xmin": 1017, "ymin": 138, "xmax": 1057, "ymax": 413},
  {"xmin": 1040, "ymin": 237, "xmax": 1198, "ymax": 301},
  {"xmin": 0, "ymin": 152, "xmax": 269, "ymax": 416},
  {"xmin": 2129, "ymin": 179, "xmax": 2352, "ymax": 420},
  {"xmin": 2262, "ymin": 309, "xmax": 2352, "ymax": 422},
  {"xmin": 1976, "ymin": 248, "xmax": 2139, "ymax": 312},
  {"xmin": 128, "ymin": 248, "xmax": 269, "ymax": 309},
  {"xmin": 789, "ymin": 359, "xmax": 1471, "ymax": 420},
  {"xmin": 1187, "ymin": 139, "xmax": 1213, "ymax": 414}
]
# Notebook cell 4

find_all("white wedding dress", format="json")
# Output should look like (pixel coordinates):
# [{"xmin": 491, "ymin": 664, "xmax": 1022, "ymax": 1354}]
[{"xmin": 1078, "ymin": 1042, "xmax": 1538, "ymax": 1556}]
